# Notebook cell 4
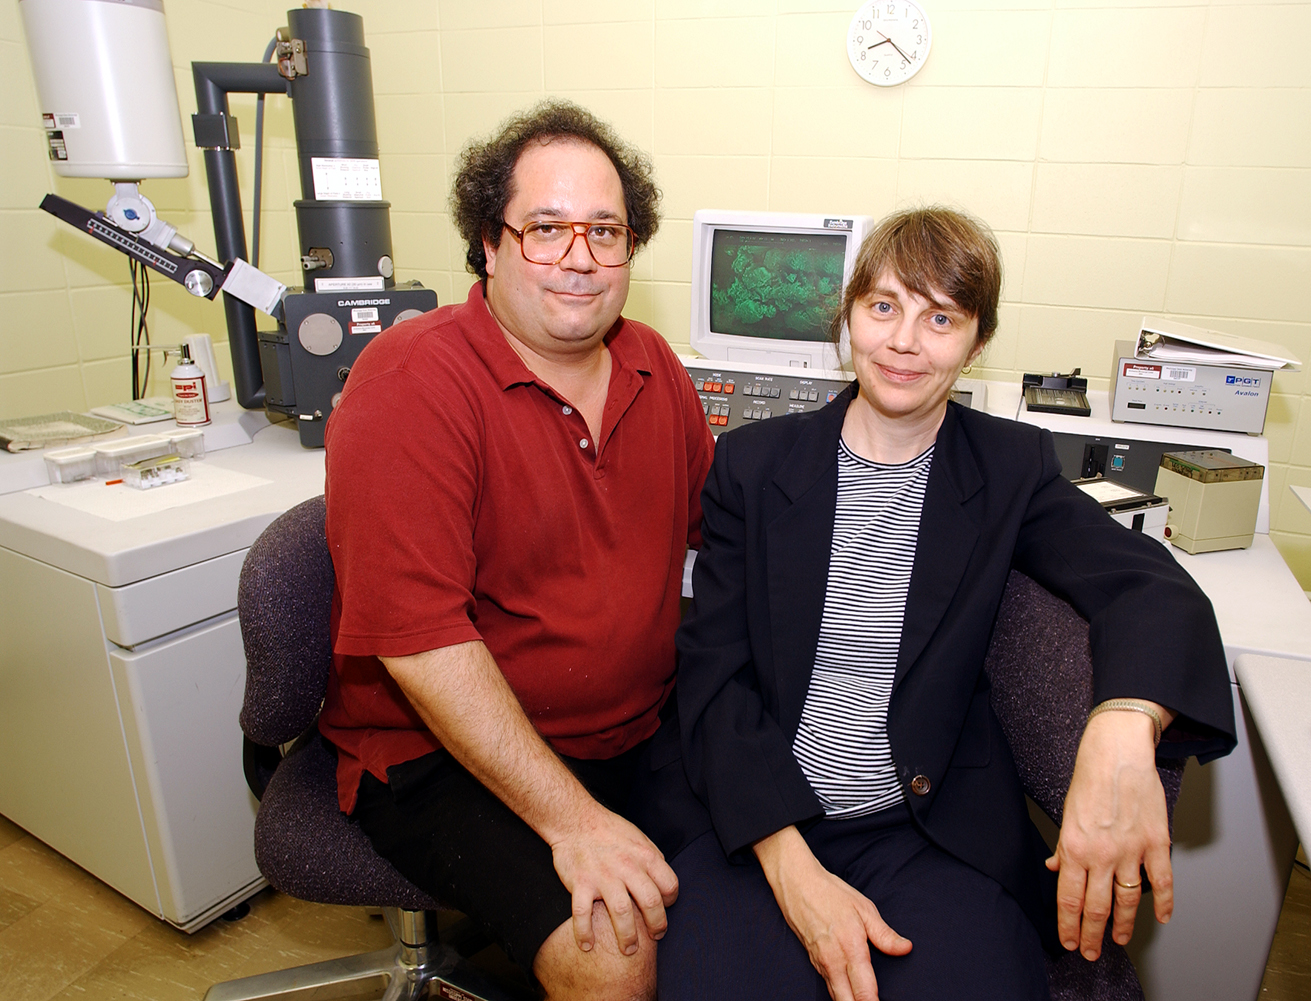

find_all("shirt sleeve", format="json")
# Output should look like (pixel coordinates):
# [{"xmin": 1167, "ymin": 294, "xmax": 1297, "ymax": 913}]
[{"xmin": 325, "ymin": 365, "xmax": 486, "ymax": 659}]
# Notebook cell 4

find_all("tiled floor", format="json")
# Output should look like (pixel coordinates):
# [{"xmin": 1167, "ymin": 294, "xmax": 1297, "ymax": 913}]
[{"xmin": 1, "ymin": 811, "xmax": 1307, "ymax": 1000}]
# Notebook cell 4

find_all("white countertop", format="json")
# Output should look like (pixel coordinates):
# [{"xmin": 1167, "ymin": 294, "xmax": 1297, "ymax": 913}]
[
  {"xmin": 0, "ymin": 403, "xmax": 324, "ymax": 587},
  {"xmin": 1234, "ymin": 653, "xmax": 1311, "ymax": 846}
]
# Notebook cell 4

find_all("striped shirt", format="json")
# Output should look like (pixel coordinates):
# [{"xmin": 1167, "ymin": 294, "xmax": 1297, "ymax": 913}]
[{"xmin": 792, "ymin": 439, "xmax": 934, "ymax": 818}]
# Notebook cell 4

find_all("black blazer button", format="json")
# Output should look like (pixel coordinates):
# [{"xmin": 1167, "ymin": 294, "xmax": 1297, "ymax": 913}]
[{"xmin": 910, "ymin": 775, "xmax": 931, "ymax": 796}]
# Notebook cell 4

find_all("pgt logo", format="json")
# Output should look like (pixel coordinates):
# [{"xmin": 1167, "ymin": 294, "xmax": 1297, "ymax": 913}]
[{"xmin": 1226, "ymin": 374, "xmax": 1261, "ymax": 386}]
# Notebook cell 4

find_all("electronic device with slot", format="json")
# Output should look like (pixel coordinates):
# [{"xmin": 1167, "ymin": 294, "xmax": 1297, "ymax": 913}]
[{"xmin": 1022, "ymin": 370, "xmax": 1091, "ymax": 417}]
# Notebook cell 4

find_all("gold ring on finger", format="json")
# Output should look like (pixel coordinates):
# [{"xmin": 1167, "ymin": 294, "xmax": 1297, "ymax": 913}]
[{"xmin": 1114, "ymin": 877, "xmax": 1142, "ymax": 890}]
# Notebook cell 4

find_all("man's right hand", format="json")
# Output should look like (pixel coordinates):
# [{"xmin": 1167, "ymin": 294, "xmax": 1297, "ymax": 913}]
[
  {"xmin": 754, "ymin": 826, "xmax": 911, "ymax": 1001},
  {"xmin": 550, "ymin": 804, "xmax": 679, "ymax": 955}
]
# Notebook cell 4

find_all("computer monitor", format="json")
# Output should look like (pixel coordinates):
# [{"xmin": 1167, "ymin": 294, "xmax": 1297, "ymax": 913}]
[{"xmin": 689, "ymin": 210, "xmax": 874, "ymax": 370}]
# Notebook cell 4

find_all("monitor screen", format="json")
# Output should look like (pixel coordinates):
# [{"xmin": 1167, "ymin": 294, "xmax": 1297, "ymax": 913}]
[{"xmin": 708, "ymin": 228, "xmax": 848, "ymax": 344}]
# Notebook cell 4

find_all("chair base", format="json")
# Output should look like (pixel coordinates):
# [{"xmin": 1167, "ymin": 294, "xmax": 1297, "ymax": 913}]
[{"xmin": 203, "ymin": 908, "xmax": 527, "ymax": 1001}]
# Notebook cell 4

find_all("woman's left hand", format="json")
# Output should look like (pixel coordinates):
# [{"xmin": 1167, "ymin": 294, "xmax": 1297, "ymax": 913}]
[{"xmin": 1046, "ymin": 701, "xmax": 1176, "ymax": 961}]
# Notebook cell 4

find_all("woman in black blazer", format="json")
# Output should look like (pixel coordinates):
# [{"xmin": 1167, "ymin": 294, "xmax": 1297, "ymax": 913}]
[{"xmin": 637, "ymin": 209, "xmax": 1235, "ymax": 1001}]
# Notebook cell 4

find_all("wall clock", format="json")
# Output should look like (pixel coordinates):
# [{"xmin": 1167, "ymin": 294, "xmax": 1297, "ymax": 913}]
[{"xmin": 847, "ymin": 1, "xmax": 932, "ymax": 87}]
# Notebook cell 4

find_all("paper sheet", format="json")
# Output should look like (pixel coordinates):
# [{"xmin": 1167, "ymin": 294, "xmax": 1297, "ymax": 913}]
[{"xmin": 28, "ymin": 462, "xmax": 272, "ymax": 522}]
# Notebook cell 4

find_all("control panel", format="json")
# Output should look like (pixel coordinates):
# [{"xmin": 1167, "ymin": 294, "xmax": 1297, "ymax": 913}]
[{"xmin": 680, "ymin": 358, "xmax": 851, "ymax": 436}]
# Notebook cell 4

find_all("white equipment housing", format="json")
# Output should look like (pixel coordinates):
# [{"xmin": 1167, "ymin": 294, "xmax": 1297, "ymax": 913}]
[{"xmin": 19, "ymin": 0, "xmax": 188, "ymax": 179}]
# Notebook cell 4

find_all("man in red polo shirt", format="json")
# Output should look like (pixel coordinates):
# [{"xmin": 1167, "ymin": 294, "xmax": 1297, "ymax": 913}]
[{"xmin": 320, "ymin": 101, "xmax": 714, "ymax": 999}]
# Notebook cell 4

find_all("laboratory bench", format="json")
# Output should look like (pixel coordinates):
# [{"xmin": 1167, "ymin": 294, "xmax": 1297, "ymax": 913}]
[{"xmin": 0, "ymin": 402, "xmax": 325, "ymax": 931}]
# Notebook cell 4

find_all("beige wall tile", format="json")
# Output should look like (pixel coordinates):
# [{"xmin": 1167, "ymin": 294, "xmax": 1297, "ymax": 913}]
[
  {"xmin": 371, "ymin": 30, "xmax": 442, "ymax": 96},
  {"xmin": 1, "ymin": 41, "xmax": 40, "ymax": 129},
  {"xmin": 1031, "ymin": 164, "xmax": 1182, "ymax": 239},
  {"xmin": 544, "ymin": 0, "xmax": 656, "ymax": 25},
  {"xmin": 1270, "ymin": 531, "xmax": 1311, "ymax": 590},
  {"xmin": 656, "ymin": 88, "xmax": 773, "ymax": 156},
  {"xmin": 624, "ymin": 279, "xmax": 655, "ymax": 331},
  {"xmin": 0, "ymin": 292, "xmax": 77, "ymax": 374},
  {"xmin": 1022, "ymin": 235, "xmax": 1171, "ymax": 312},
  {"xmin": 775, "ymin": 12, "xmax": 867, "ymax": 90},
  {"xmin": 0, "ymin": 128, "xmax": 55, "ymax": 211},
  {"xmin": 657, "ymin": 156, "xmax": 771, "ymax": 220},
  {"xmin": 350, "ymin": 1, "xmax": 441, "ymax": 34},
  {"xmin": 437, "ymin": 0, "xmax": 539, "ymax": 31},
  {"xmin": 972, "ymin": 302, "xmax": 1022, "ymax": 377},
  {"xmin": 659, "ymin": 0, "xmax": 775, "ymax": 18},
  {"xmin": 771, "ymin": 87, "xmax": 903, "ymax": 159},
  {"xmin": 1177, "ymin": 167, "xmax": 1311, "ymax": 247},
  {"xmin": 1265, "ymin": 394, "xmax": 1301, "ymax": 465},
  {"xmin": 1013, "ymin": 304, "xmax": 1145, "ymax": 386},
  {"xmin": 1199, "ymin": 5, "xmax": 1311, "ymax": 89},
  {"xmin": 381, "ymin": 155, "xmax": 449, "ymax": 215},
  {"xmin": 1165, "ymin": 243, "xmax": 1311, "ymax": 324},
  {"xmin": 900, "ymin": 87, "xmax": 1043, "ymax": 161},
  {"xmin": 1039, "ymin": 89, "xmax": 1193, "ymax": 164},
  {"xmin": 770, "ymin": 157, "xmax": 900, "ymax": 217},
  {"xmin": 3, "ymin": 212, "xmax": 79, "ymax": 294},
  {"xmin": 442, "ymin": 93, "xmax": 545, "ymax": 154},
  {"xmin": 1047, "ymin": 7, "xmax": 1205, "ymax": 89},
  {"xmin": 0, "ymin": 367, "xmax": 86, "ymax": 419},
  {"xmin": 378, "ymin": 94, "xmax": 447, "ymax": 156},
  {"xmin": 996, "ymin": 233, "xmax": 1028, "ymax": 304},
  {"xmin": 895, "ymin": 159, "xmax": 1034, "ymax": 232},
  {"xmin": 648, "ymin": 219, "xmax": 694, "ymax": 283},
  {"xmin": 647, "ymin": 280, "xmax": 693, "ymax": 344},
  {"xmin": 656, "ymin": 17, "xmax": 776, "ymax": 89},
  {"xmin": 1289, "ymin": 395, "xmax": 1311, "ymax": 469},
  {"xmin": 1280, "ymin": 467, "xmax": 1311, "ymax": 536},
  {"xmin": 1188, "ymin": 89, "xmax": 1311, "ymax": 169},
  {"xmin": 391, "ymin": 212, "xmax": 451, "ymax": 273},
  {"xmin": 913, "ymin": 10, "xmax": 1049, "ymax": 88},
  {"xmin": 547, "ymin": 91, "xmax": 655, "ymax": 152},
  {"xmin": 81, "ymin": 356, "xmax": 140, "ymax": 406},
  {"xmin": 1, "ymin": 0, "xmax": 23, "ymax": 43},
  {"xmin": 441, "ymin": 28, "xmax": 543, "ymax": 94},
  {"xmin": 545, "ymin": 22, "xmax": 654, "ymax": 91},
  {"xmin": 66, "ymin": 285, "xmax": 133, "ymax": 364}
]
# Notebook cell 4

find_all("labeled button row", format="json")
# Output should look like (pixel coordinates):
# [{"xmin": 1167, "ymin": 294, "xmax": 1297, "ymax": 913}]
[
  {"xmin": 742, "ymin": 408, "xmax": 773, "ymax": 421},
  {"xmin": 789, "ymin": 388, "xmax": 821, "ymax": 402},
  {"xmin": 746, "ymin": 384, "xmax": 781, "ymax": 398},
  {"xmin": 695, "ymin": 379, "xmax": 735, "ymax": 394}
]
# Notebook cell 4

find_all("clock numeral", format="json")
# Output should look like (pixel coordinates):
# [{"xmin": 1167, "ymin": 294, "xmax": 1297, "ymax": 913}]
[{"xmin": 886, "ymin": 2, "xmax": 895, "ymax": 13}]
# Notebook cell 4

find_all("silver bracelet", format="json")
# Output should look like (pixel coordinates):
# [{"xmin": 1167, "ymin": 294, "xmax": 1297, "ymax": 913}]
[{"xmin": 1087, "ymin": 699, "xmax": 1163, "ymax": 747}]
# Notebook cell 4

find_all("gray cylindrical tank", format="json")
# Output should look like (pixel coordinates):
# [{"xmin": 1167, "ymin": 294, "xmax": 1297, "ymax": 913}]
[{"xmin": 286, "ymin": 7, "xmax": 394, "ymax": 289}]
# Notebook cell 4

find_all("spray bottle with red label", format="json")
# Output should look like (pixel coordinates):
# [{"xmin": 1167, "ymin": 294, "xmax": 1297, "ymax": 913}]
[{"xmin": 171, "ymin": 343, "xmax": 211, "ymax": 427}]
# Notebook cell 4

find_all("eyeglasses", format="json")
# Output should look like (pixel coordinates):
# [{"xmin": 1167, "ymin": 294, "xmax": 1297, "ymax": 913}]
[{"xmin": 501, "ymin": 220, "xmax": 636, "ymax": 267}]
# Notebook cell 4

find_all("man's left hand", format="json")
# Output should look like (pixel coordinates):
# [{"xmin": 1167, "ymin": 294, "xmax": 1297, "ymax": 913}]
[{"xmin": 1046, "ymin": 701, "xmax": 1176, "ymax": 961}]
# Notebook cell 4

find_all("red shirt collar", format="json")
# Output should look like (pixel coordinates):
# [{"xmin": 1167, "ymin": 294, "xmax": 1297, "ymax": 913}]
[{"xmin": 457, "ymin": 281, "xmax": 654, "ymax": 394}]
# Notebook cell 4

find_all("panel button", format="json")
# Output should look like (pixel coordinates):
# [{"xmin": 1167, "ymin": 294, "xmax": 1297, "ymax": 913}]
[
  {"xmin": 808, "ymin": 389, "xmax": 819, "ymax": 402},
  {"xmin": 770, "ymin": 387, "xmax": 780, "ymax": 398},
  {"xmin": 826, "ymin": 391, "xmax": 838, "ymax": 402},
  {"xmin": 762, "ymin": 409, "xmax": 772, "ymax": 419},
  {"xmin": 789, "ymin": 389, "xmax": 799, "ymax": 400},
  {"xmin": 910, "ymin": 775, "xmax": 931, "ymax": 796},
  {"xmin": 752, "ymin": 409, "xmax": 762, "ymax": 420},
  {"xmin": 695, "ymin": 380, "xmax": 705, "ymax": 391},
  {"xmin": 724, "ymin": 381, "xmax": 735, "ymax": 394}
]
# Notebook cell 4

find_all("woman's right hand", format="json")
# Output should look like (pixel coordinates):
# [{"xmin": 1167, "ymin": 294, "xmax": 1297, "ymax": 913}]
[{"xmin": 753, "ymin": 826, "xmax": 912, "ymax": 1001}]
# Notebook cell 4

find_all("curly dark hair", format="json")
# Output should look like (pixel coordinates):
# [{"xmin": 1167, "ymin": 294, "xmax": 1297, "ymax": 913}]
[{"xmin": 451, "ymin": 100, "xmax": 661, "ymax": 279}]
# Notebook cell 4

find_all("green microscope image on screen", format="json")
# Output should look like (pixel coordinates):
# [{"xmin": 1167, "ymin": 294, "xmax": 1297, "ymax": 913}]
[{"xmin": 709, "ymin": 229, "xmax": 847, "ymax": 343}]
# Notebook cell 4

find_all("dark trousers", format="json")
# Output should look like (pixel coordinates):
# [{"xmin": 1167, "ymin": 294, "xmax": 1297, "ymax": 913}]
[
  {"xmin": 353, "ymin": 743, "xmax": 645, "ymax": 976},
  {"xmin": 658, "ymin": 803, "xmax": 1051, "ymax": 1001}
]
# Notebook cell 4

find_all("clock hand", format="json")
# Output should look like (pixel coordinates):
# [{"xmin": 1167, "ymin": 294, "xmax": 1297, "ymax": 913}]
[
  {"xmin": 879, "ymin": 32, "xmax": 913, "ymax": 62},
  {"xmin": 865, "ymin": 37, "xmax": 894, "ymax": 51}
]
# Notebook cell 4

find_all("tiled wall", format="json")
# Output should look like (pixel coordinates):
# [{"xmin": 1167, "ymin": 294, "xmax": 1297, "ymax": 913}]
[{"xmin": 3, "ymin": 0, "xmax": 1310, "ymax": 585}]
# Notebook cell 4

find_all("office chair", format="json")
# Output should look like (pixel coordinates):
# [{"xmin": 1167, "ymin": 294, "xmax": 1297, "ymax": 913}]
[
  {"xmin": 985, "ymin": 569, "xmax": 1187, "ymax": 1001},
  {"xmin": 204, "ymin": 495, "xmax": 528, "ymax": 1001}
]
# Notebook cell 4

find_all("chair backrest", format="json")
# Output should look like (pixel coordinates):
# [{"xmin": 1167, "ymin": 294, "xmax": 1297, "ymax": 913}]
[
  {"xmin": 984, "ymin": 569, "xmax": 1185, "ymax": 827},
  {"xmin": 238, "ymin": 495, "xmax": 335, "ymax": 748}
]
